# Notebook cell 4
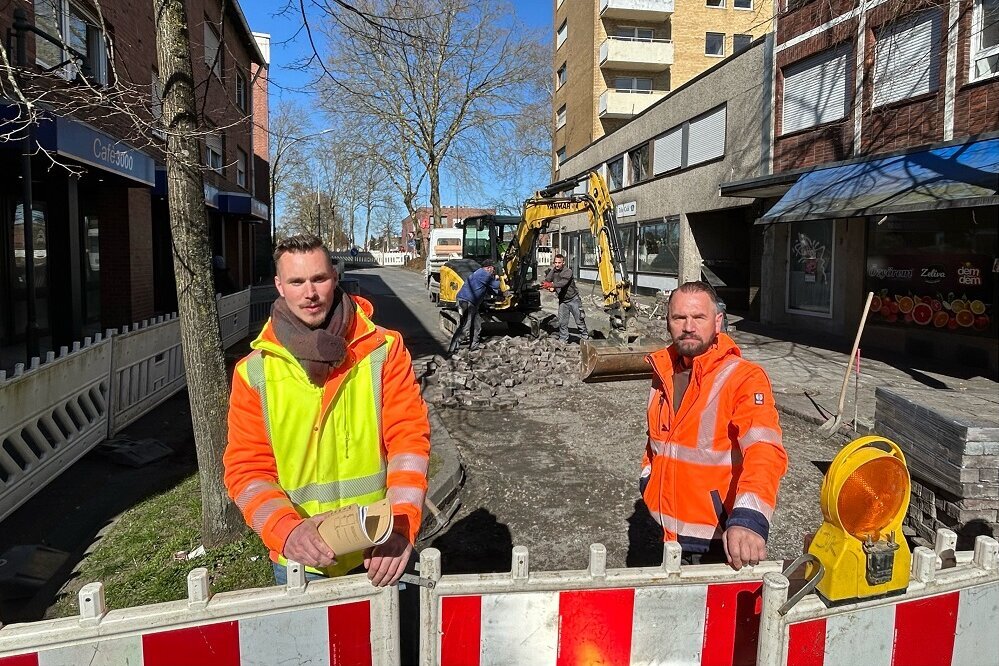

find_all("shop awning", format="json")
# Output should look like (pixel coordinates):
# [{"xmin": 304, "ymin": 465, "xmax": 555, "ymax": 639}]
[{"xmin": 758, "ymin": 138, "xmax": 999, "ymax": 224}]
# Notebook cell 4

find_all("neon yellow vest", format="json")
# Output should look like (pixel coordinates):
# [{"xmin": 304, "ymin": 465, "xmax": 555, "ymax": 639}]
[{"xmin": 243, "ymin": 313, "xmax": 391, "ymax": 576}]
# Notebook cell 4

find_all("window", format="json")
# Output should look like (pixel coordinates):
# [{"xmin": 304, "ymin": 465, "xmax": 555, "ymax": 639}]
[
  {"xmin": 781, "ymin": 46, "xmax": 850, "ymax": 134},
  {"xmin": 556, "ymin": 20, "xmax": 567, "ymax": 49},
  {"xmin": 614, "ymin": 76, "xmax": 653, "ymax": 91},
  {"xmin": 787, "ymin": 219, "xmax": 834, "ymax": 316},
  {"xmin": 616, "ymin": 26, "xmax": 656, "ymax": 40},
  {"xmin": 204, "ymin": 21, "xmax": 222, "ymax": 79},
  {"xmin": 236, "ymin": 71, "xmax": 248, "ymax": 112},
  {"xmin": 639, "ymin": 218, "xmax": 680, "ymax": 274},
  {"xmin": 557, "ymin": 62, "xmax": 567, "ymax": 88},
  {"xmin": 971, "ymin": 0, "xmax": 999, "ymax": 80},
  {"xmin": 707, "ymin": 0, "xmax": 725, "ymax": 6},
  {"xmin": 236, "ymin": 148, "xmax": 247, "ymax": 188},
  {"xmin": 607, "ymin": 156, "xmax": 624, "ymax": 189},
  {"xmin": 652, "ymin": 104, "xmax": 726, "ymax": 175},
  {"xmin": 735, "ymin": 0, "xmax": 752, "ymax": 8},
  {"xmin": 556, "ymin": 146, "xmax": 566, "ymax": 168},
  {"xmin": 618, "ymin": 224, "xmax": 637, "ymax": 272},
  {"xmin": 628, "ymin": 143, "xmax": 650, "ymax": 185},
  {"xmin": 33, "ymin": 0, "xmax": 109, "ymax": 85},
  {"xmin": 556, "ymin": 104, "xmax": 567, "ymax": 129},
  {"xmin": 580, "ymin": 233, "xmax": 597, "ymax": 267},
  {"xmin": 734, "ymin": 34, "xmax": 753, "ymax": 52},
  {"xmin": 873, "ymin": 11, "xmax": 941, "ymax": 107},
  {"xmin": 205, "ymin": 132, "xmax": 223, "ymax": 172},
  {"xmin": 705, "ymin": 32, "xmax": 725, "ymax": 56}
]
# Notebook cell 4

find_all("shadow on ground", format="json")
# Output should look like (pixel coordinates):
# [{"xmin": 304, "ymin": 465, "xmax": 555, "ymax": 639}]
[{"xmin": 429, "ymin": 508, "xmax": 514, "ymax": 574}]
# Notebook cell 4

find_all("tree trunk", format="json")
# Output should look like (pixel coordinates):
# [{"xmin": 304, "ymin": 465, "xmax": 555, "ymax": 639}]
[
  {"xmin": 364, "ymin": 200, "xmax": 372, "ymax": 251},
  {"xmin": 429, "ymin": 163, "xmax": 442, "ymax": 230},
  {"xmin": 153, "ymin": 0, "xmax": 244, "ymax": 547}
]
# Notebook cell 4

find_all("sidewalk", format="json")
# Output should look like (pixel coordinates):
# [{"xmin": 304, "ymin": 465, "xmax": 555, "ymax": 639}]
[{"xmin": 546, "ymin": 290, "xmax": 997, "ymax": 433}]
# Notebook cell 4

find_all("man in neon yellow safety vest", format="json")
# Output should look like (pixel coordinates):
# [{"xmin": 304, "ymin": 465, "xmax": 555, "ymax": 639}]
[{"xmin": 224, "ymin": 234, "xmax": 431, "ymax": 585}]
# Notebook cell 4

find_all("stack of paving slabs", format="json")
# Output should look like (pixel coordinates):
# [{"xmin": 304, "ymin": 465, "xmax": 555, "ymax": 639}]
[
  {"xmin": 426, "ymin": 335, "xmax": 582, "ymax": 410},
  {"xmin": 874, "ymin": 387, "xmax": 999, "ymax": 544}
]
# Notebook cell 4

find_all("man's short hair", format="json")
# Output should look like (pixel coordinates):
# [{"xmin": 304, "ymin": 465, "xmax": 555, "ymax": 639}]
[
  {"xmin": 273, "ymin": 233, "xmax": 328, "ymax": 265},
  {"xmin": 670, "ymin": 281, "xmax": 722, "ymax": 313},
  {"xmin": 554, "ymin": 253, "xmax": 565, "ymax": 261},
  {"xmin": 480, "ymin": 259, "xmax": 495, "ymax": 268}
]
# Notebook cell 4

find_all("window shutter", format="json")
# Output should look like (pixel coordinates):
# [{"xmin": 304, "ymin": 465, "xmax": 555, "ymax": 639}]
[
  {"xmin": 686, "ymin": 105, "xmax": 726, "ymax": 166},
  {"xmin": 872, "ymin": 11, "xmax": 941, "ymax": 107},
  {"xmin": 782, "ymin": 47, "xmax": 850, "ymax": 134},
  {"xmin": 653, "ymin": 126, "xmax": 682, "ymax": 174}
]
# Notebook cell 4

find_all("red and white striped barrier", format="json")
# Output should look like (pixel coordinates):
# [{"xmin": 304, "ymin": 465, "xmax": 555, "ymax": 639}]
[
  {"xmin": 757, "ymin": 535, "xmax": 999, "ymax": 666},
  {"xmin": 418, "ymin": 543, "xmax": 784, "ymax": 666},
  {"xmin": 0, "ymin": 564, "xmax": 399, "ymax": 666}
]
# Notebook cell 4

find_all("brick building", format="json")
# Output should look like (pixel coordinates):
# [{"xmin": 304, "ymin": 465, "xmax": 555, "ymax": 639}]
[
  {"xmin": 552, "ymin": 0, "xmax": 774, "ymax": 173},
  {"xmin": 0, "ymin": 0, "xmax": 269, "ymax": 368},
  {"xmin": 721, "ymin": 0, "xmax": 998, "ymax": 372}
]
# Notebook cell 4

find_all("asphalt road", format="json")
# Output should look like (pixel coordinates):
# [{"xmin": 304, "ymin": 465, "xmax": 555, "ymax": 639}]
[{"xmin": 350, "ymin": 267, "xmax": 848, "ymax": 574}]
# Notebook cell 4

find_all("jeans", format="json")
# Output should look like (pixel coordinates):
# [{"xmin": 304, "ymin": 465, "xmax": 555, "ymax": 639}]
[
  {"xmin": 448, "ymin": 299, "xmax": 481, "ymax": 352},
  {"xmin": 557, "ymin": 295, "xmax": 588, "ymax": 341}
]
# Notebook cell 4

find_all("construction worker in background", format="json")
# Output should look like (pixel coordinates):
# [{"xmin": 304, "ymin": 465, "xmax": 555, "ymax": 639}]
[
  {"xmin": 447, "ymin": 259, "xmax": 500, "ymax": 354},
  {"xmin": 640, "ymin": 281, "xmax": 787, "ymax": 569},
  {"xmin": 542, "ymin": 253, "xmax": 589, "ymax": 343},
  {"xmin": 224, "ymin": 234, "xmax": 430, "ymax": 586}
]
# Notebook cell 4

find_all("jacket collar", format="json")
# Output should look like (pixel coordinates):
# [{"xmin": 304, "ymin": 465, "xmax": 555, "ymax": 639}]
[{"xmin": 647, "ymin": 333, "xmax": 741, "ymax": 383}]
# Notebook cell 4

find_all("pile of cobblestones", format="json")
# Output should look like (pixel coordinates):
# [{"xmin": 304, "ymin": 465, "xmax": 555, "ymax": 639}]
[{"xmin": 425, "ymin": 335, "xmax": 583, "ymax": 410}]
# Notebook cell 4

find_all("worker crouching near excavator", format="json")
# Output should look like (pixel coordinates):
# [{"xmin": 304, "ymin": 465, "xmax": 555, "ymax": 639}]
[{"xmin": 640, "ymin": 281, "xmax": 788, "ymax": 569}]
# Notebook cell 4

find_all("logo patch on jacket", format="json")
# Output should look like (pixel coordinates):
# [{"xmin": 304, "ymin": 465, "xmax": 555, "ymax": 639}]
[{"xmin": 754, "ymin": 393, "xmax": 765, "ymax": 405}]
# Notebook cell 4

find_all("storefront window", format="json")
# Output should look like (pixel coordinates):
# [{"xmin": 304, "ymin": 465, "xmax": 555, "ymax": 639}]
[
  {"xmin": 83, "ymin": 214, "xmax": 100, "ymax": 324},
  {"xmin": 788, "ymin": 219, "xmax": 834, "ymax": 316},
  {"xmin": 866, "ymin": 212, "xmax": 996, "ymax": 335},
  {"xmin": 638, "ymin": 218, "xmax": 679, "ymax": 274},
  {"xmin": 13, "ymin": 203, "xmax": 50, "ymax": 335},
  {"xmin": 581, "ymin": 233, "xmax": 597, "ymax": 267},
  {"xmin": 618, "ymin": 224, "xmax": 636, "ymax": 273}
]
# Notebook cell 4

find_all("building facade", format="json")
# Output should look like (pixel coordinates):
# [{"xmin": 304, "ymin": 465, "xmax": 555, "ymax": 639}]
[
  {"xmin": 553, "ymin": 0, "xmax": 774, "ymax": 171},
  {"xmin": 556, "ymin": 37, "xmax": 773, "ymax": 308},
  {"xmin": 722, "ymin": 0, "xmax": 998, "ymax": 372},
  {"xmin": 0, "ymin": 0, "xmax": 269, "ymax": 370}
]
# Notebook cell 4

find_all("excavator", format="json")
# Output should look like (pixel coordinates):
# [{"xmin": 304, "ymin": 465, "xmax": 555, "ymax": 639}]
[{"xmin": 438, "ymin": 171, "xmax": 663, "ymax": 381}]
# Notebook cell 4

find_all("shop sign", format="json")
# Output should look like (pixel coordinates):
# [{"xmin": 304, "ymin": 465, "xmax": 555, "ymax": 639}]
[
  {"xmin": 251, "ymin": 198, "xmax": 269, "ymax": 221},
  {"xmin": 616, "ymin": 201, "xmax": 637, "ymax": 218},
  {"xmin": 865, "ymin": 253, "xmax": 993, "ymax": 334},
  {"xmin": 38, "ymin": 115, "xmax": 156, "ymax": 186}
]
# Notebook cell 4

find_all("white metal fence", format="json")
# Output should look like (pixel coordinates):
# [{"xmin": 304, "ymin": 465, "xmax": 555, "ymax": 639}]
[
  {"xmin": 0, "ymin": 287, "xmax": 274, "ymax": 523},
  {"xmin": 330, "ymin": 250, "xmax": 412, "ymax": 267}
]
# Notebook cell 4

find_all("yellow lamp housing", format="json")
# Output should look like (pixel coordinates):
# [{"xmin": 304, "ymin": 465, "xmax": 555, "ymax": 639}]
[{"xmin": 807, "ymin": 435, "xmax": 911, "ymax": 605}]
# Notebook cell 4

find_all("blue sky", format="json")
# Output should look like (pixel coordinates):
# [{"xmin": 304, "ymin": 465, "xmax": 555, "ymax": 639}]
[{"xmin": 241, "ymin": 1, "xmax": 552, "ymax": 226}]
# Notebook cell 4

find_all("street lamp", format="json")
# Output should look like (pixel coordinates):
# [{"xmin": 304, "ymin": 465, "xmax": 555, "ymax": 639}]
[{"xmin": 269, "ymin": 127, "xmax": 336, "ymax": 246}]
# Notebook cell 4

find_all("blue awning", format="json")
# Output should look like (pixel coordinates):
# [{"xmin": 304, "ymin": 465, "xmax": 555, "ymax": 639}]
[
  {"xmin": 759, "ymin": 138, "xmax": 999, "ymax": 224},
  {"xmin": 218, "ymin": 192, "xmax": 269, "ymax": 221}
]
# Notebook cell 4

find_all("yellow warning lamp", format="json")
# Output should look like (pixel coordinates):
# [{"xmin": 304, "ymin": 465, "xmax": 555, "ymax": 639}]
[{"xmin": 807, "ymin": 436, "xmax": 911, "ymax": 605}]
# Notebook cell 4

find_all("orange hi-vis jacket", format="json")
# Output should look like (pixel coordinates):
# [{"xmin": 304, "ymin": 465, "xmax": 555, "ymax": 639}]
[
  {"xmin": 224, "ymin": 295, "xmax": 430, "ymax": 575},
  {"xmin": 642, "ymin": 333, "xmax": 787, "ymax": 553}
]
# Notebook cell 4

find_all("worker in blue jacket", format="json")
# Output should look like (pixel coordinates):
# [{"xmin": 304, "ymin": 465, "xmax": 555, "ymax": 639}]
[{"xmin": 447, "ymin": 260, "xmax": 500, "ymax": 354}]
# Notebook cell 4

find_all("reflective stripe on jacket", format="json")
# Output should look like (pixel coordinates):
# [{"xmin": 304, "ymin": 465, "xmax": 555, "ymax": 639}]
[
  {"xmin": 224, "ymin": 295, "xmax": 430, "ymax": 576},
  {"xmin": 641, "ymin": 333, "xmax": 787, "ymax": 553}
]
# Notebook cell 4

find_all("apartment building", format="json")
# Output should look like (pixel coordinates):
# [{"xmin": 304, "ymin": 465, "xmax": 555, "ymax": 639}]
[
  {"xmin": 552, "ymin": 0, "xmax": 773, "ymax": 172},
  {"xmin": 0, "ymin": 0, "xmax": 269, "ymax": 369}
]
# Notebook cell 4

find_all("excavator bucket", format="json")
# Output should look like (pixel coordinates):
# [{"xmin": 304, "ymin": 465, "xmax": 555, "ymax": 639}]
[{"xmin": 579, "ymin": 337, "xmax": 665, "ymax": 382}]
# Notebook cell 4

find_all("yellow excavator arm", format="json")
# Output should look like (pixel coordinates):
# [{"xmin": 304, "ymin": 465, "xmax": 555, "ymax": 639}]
[{"xmin": 522, "ymin": 171, "xmax": 633, "ymax": 328}]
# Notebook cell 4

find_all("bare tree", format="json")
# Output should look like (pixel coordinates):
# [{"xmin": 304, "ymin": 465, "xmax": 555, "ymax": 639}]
[
  {"xmin": 317, "ymin": 0, "xmax": 546, "ymax": 235},
  {"xmin": 152, "ymin": 0, "xmax": 244, "ymax": 546}
]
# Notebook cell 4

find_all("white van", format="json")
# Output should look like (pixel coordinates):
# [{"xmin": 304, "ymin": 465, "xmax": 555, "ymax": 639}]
[{"xmin": 425, "ymin": 227, "xmax": 464, "ymax": 302}]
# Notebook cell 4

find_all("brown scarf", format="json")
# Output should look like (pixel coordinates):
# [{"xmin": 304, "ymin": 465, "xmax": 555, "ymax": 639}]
[{"xmin": 270, "ymin": 289, "xmax": 355, "ymax": 386}]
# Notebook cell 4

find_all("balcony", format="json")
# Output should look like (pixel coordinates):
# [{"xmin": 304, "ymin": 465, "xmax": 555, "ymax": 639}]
[
  {"xmin": 599, "ymin": 0, "xmax": 674, "ymax": 21},
  {"xmin": 598, "ymin": 88, "xmax": 669, "ymax": 119},
  {"xmin": 600, "ymin": 37, "xmax": 674, "ymax": 72}
]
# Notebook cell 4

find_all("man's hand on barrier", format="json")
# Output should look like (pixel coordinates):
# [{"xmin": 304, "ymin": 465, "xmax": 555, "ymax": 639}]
[
  {"xmin": 364, "ymin": 533, "xmax": 413, "ymax": 587},
  {"xmin": 722, "ymin": 526, "xmax": 766, "ymax": 570},
  {"xmin": 283, "ymin": 513, "xmax": 336, "ymax": 569}
]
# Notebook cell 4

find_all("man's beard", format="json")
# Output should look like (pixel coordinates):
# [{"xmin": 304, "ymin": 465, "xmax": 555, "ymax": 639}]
[{"xmin": 675, "ymin": 333, "xmax": 715, "ymax": 358}]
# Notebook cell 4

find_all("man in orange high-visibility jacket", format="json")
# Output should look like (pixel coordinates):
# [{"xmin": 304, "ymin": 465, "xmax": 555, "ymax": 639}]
[
  {"xmin": 641, "ymin": 281, "xmax": 787, "ymax": 569},
  {"xmin": 224, "ymin": 234, "xmax": 430, "ymax": 586}
]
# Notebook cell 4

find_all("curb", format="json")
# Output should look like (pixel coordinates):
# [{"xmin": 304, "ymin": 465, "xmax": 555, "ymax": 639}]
[{"xmin": 417, "ymin": 369, "xmax": 465, "ymax": 539}]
